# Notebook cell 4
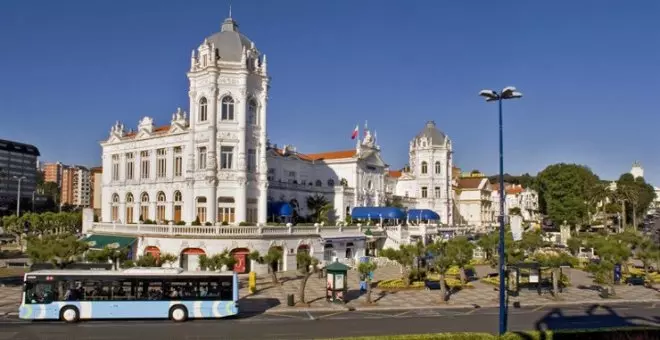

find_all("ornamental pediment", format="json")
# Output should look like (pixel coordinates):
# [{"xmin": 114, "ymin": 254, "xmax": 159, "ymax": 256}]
[
  {"xmin": 168, "ymin": 123, "xmax": 186, "ymax": 134},
  {"xmin": 106, "ymin": 135, "xmax": 122, "ymax": 144},
  {"xmin": 134, "ymin": 129, "xmax": 152, "ymax": 140}
]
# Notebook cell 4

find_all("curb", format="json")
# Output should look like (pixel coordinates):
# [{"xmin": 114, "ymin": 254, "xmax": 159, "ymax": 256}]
[{"xmin": 254, "ymin": 299, "xmax": 660, "ymax": 314}]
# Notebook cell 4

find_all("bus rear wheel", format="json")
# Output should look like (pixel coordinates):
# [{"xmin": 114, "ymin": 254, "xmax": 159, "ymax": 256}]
[
  {"xmin": 169, "ymin": 305, "xmax": 188, "ymax": 322},
  {"xmin": 60, "ymin": 306, "xmax": 79, "ymax": 323}
]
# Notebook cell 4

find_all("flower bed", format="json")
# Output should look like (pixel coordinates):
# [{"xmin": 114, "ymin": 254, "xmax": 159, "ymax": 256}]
[
  {"xmin": 377, "ymin": 278, "xmax": 473, "ymax": 290},
  {"xmin": 626, "ymin": 268, "xmax": 660, "ymax": 283},
  {"xmin": 481, "ymin": 274, "xmax": 570, "ymax": 287}
]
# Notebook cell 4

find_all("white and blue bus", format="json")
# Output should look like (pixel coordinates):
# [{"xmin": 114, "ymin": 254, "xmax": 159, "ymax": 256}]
[{"xmin": 19, "ymin": 267, "xmax": 239, "ymax": 322}]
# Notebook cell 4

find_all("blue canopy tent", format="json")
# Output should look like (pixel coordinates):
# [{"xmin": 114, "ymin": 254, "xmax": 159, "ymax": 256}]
[
  {"xmin": 407, "ymin": 209, "xmax": 441, "ymax": 222},
  {"xmin": 268, "ymin": 202, "xmax": 294, "ymax": 223},
  {"xmin": 351, "ymin": 207, "xmax": 405, "ymax": 225}
]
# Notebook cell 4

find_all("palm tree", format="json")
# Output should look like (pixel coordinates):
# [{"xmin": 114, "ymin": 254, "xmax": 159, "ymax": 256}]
[
  {"xmin": 296, "ymin": 252, "xmax": 319, "ymax": 305},
  {"xmin": 358, "ymin": 260, "xmax": 378, "ymax": 304},
  {"xmin": 306, "ymin": 194, "xmax": 329, "ymax": 223}
]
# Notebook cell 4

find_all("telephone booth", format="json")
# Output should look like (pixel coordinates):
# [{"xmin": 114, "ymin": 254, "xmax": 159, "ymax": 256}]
[{"xmin": 325, "ymin": 261, "xmax": 349, "ymax": 303}]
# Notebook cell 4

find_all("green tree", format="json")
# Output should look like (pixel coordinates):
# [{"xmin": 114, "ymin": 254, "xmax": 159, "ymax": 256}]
[
  {"xmin": 535, "ymin": 250, "xmax": 577, "ymax": 299},
  {"xmin": 85, "ymin": 246, "xmax": 129, "ymax": 270},
  {"xmin": 584, "ymin": 235, "xmax": 632, "ymax": 297},
  {"xmin": 635, "ymin": 239, "xmax": 660, "ymax": 285},
  {"xmin": 519, "ymin": 228, "xmax": 546, "ymax": 256},
  {"xmin": 381, "ymin": 245, "xmax": 417, "ymax": 286},
  {"xmin": 250, "ymin": 248, "xmax": 284, "ymax": 284},
  {"xmin": 160, "ymin": 253, "xmax": 179, "ymax": 268},
  {"xmin": 427, "ymin": 241, "xmax": 455, "ymax": 302},
  {"xmin": 358, "ymin": 260, "xmax": 378, "ymax": 304},
  {"xmin": 616, "ymin": 174, "xmax": 655, "ymax": 228},
  {"xmin": 136, "ymin": 253, "xmax": 159, "ymax": 267},
  {"xmin": 199, "ymin": 250, "xmax": 236, "ymax": 271},
  {"xmin": 566, "ymin": 236, "xmax": 584, "ymax": 257},
  {"xmin": 26, "ymin": 234, "xmax": 88, "ymax": 267},
  {"xmin": 306, "ymin": 194, "xmax": 331, "ymax": 223},
  {"xmin": 536, "ymin": 163, "xmax": 600, "ymax": 226},
  {"xmin": 477, "ymin": 232, "xmax": 498, "ymax": 266},
  {"xmin": 446, "ymin": 236, "xmax": 474, "ymax": 284},
  {"xmin": 295, "ymin": 252, "xmax": 319, "ymax": 305},
  {"xmin": 384, "ymin": 196, "xmax": 405, "ymax": 209}
]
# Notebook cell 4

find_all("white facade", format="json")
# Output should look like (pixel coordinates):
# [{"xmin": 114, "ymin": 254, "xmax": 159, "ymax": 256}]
[
  {"xmin": 454, "ymin": 177, "xmax": 494, "ymax": 230},
  {"xmin": 491, "ymin": 184, "xmax": 540, "ymax": 222},
  {"xmin": 386, "ymin": 121, "xmax": 454, "ymax": 225},
  {"xmin": 630, "ymin": 161, "xmax": 644, "ymax": 179},
  {"xmin": 101, "ymin": 16, "xmax": 269, "ymax": 226}
]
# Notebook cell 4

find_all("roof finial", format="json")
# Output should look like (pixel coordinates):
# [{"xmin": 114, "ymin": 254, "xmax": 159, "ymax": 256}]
[{"xmin": 229, "ymin": 3, "xmax": 232, "ymax": 18}]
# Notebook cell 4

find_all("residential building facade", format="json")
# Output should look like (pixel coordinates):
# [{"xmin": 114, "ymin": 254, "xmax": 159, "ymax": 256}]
[
  {"xmin": 42, "ymin": 162, "xmax": 65, "ymax": 187},
  {"xmin": 61, "ymin": 166, "xmax": 91, "ymax": 207},
  {"xmin": 454, "ymin": 176, "xmax": 494, "ymax": 229}
]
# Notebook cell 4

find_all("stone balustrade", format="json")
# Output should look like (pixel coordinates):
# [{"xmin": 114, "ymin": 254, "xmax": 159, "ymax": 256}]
[{"xmin": 87, "ymin": 222, "xmax": 375, "ymax": 238}]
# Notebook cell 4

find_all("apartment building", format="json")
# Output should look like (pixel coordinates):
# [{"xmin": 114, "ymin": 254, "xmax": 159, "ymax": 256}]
[
  {"xmin": 61, "ymin": 165, "xmax": 91, "ymax": 207},
  {"xmin": 42, "ymin": 162, "xmax": 65, "ymax": 187},
  {"xmin": 0, "ymin": 139, "xmax": 40, "ymax": 211}
]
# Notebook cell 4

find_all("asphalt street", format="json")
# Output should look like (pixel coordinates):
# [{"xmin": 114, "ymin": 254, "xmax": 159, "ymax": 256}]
[{"xmin": 0, "ymin": 302, "xmax": 658, "ymax": 340}]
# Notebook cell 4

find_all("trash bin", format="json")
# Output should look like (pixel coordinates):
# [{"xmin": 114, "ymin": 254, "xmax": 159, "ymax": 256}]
[{"xmin": 287, "ymin": 294, "xmax": 294, "ymax": 306}]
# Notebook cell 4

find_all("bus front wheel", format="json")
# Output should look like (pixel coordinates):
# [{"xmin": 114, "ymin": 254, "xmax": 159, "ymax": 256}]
[
  {"xmin": 60, "ymin": 306, "xmax": 79, "ymax": 323},
  {"xmin": 169, "ymin": 305, "xmax": 188, "ymax": 322}
]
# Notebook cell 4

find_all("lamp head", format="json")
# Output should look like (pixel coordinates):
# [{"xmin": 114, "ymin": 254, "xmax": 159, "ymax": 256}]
[
  {"xmin": 479, "ymin": 89, "xmax": 499, "ymax": 102},
  {"xmin": 501, "ymin": 86, "xmax": 522, "ymax": 99}
]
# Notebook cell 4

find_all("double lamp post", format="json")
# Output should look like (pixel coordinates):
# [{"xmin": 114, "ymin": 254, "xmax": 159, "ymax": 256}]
[{"xmin": 479, "ymin": 86, "xmax": 523, "ymax": 336}]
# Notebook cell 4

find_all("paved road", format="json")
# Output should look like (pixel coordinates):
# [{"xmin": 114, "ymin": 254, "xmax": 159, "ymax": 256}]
[{"xmin": 0, "ymin": 302, "xmax": 658, "ymax": 339}]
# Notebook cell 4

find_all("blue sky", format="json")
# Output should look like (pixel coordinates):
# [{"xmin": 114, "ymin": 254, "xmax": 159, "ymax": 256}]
[{"xmin": 1, "ymin": 0, "xmax": 659, "ymax": 184}]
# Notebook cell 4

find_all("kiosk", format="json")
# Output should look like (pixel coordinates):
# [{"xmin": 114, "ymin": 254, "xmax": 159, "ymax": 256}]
[{"xmin": 325, "ymin": 261, "xmax": 350, "ymax": 303}]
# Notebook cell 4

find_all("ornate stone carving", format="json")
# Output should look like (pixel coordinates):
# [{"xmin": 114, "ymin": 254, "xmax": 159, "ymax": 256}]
[
  {"xmin": 218, "ymin": 77, "xmax": 242, "ymax": 86},
  {"xmin": 217, "ymin": 131, "xmax": 237, "ymax": 141},
  {"xmin": 217, "ymin": 171, "xmax": 236, "ymax": 181},
  {"xmin": 188, "ymin": 90, "xmax": 197, "ymax": 99},
  {"xmin": 236, "ymin": 176, "xmax": 247, "ymax": 186}
]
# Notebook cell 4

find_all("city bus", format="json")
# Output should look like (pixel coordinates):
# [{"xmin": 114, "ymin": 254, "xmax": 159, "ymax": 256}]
[{"xmin": 19, "ymin": 267, "xmax": 239, "ymax": 322}]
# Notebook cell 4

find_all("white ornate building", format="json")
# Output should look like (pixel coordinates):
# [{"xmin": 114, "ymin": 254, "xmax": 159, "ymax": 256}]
[
  {"xmin": 385, "ymin": 121, "xmax": 454, "ymax": 225},
  {"xmin": 101, "ymin": 16, "xmax": 269, "ymax": 226},
  {"xmin": 491, "ymin": 183, "xmax": 540, "ymax": 222}
]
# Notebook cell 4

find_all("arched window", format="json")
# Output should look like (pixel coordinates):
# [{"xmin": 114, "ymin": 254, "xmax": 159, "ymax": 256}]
[
  {"xmin": 111, "ymin": 194, "xmax": 119, "ymax": 222},
  {"xmin": 327, "ymin": 179, "xmax": 335, "ymax": 187},
  {"xmin": 315, "ymin": 180, "xmax": 322, "ymax": 187},
  {"xmin": 125, "ymin": 193, "xmax": 134, "ymax": 224},
  {"xmin": 421, "ymin": 161, "xmax": 428, "ymax": 174},
  {"xmin": 140, "ymin": 192, "xmax": 150, "ymax": 222},
  {"xmin": 248, "ymin": 99, "xmax": 258, "ymax": 125},
  {"xmin": 174, "ymin": 191, "xmax": 182, "ymax": 202},
  {"xmin": 435, "ymin": 161, "xmax": 441, "ymax": 174},
  {"xmin": 199, "ymin": 97, "xmax": 208, "ymax": 122},
  {"xmin": 221, "ymin": 96, "xmax": 235, "ymax": 121},
  {"xmin": 156, "ymin": 192, "xmax": 166, "ymax": 222}
]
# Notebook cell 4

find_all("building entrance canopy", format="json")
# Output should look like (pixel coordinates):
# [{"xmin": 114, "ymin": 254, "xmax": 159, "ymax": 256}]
[
  {"xmin": 407, "ymin": 209, "xmax": 440, "ymax": 221},
  {"xmin": 351, "ymin": 207, "xmax": 405, "ymax": 220}
]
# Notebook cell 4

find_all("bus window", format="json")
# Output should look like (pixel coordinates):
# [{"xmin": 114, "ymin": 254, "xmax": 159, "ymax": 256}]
[
  {"xmin": 25, "ymin": 282, "xmax": 57, "ymax": 304},
  {"xmin": 219, "ymin": 277, "xmax": 233, "ymax": 301}
]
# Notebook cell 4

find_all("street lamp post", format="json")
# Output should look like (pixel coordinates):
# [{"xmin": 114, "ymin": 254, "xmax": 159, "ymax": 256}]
[
  {"xmin": 479, "ymin": 86, "xmax": 522, "ymax": 336},
  {"xmin": 13, "ymin": 176, "xmax": 27, "ymax": 217}
]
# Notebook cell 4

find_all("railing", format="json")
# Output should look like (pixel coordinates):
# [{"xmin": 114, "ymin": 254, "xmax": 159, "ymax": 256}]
[{"xmin": 86, "ymin": 222, "xmax": 452, "ymax": 238}]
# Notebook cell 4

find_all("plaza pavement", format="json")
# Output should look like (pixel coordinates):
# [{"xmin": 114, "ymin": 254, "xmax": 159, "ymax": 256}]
[{"xmin": 1, "ymin": 264, "xmax": 659, "ymax": 316}]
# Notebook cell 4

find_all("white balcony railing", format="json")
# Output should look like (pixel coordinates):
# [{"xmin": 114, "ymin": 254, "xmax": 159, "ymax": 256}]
[{"xmin": 85, "ymin": 222, "xmax": 450, "ymax": 238}]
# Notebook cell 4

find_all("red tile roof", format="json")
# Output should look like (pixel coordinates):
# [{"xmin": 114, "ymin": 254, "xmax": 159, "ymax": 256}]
[
  {"xmin": 123, "ymin": 125, "xmax": 171, "ymax": 138},
  {"xmin": 302, "ymin": 150, "xmax": 356, "ymax": 161},
  {"xmin": 388, "ymin": 170, "xmax": 402, "ymax": 178},
  {"xmin": 457, "ymin": 178, "xmax": 484, "ymax": 189}
]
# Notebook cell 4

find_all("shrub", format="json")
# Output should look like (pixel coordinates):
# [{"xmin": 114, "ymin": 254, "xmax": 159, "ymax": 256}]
[
  {"xmin": 238, "ymin": 221, "xmax": 249, "ymax": 226},
  {"xmin": 175, "ymin": 221, "xmax": 186, "ymax": 226},
  {"xmin": 408, "ymin": 268, "xmax": 427, "ymax": 282},
  {"xmin": 204, "ymin": 222, "xmax": 212, "ymax": 226},
  {"xmin": 221, "ymin": 221, "xmax": 229, "ymax": 226},
  {"xmin": 377, "ymin": 278, "xmax": 471, "ymax": 290}
]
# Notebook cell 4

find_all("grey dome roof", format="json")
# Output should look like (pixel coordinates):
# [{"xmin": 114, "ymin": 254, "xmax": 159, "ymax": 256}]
[
  {"xmin": 205, "ymin": 17, "xmax": 254, "ymax": 62},
  {"xmin": 415, "ymin": 121, "xmax": 447, "ymax": 145}
]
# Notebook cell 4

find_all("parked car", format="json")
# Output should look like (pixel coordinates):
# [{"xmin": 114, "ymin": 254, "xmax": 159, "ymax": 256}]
[{"xmin": 625, "ymin": 275, "xmax": 646, "ymax": 286}]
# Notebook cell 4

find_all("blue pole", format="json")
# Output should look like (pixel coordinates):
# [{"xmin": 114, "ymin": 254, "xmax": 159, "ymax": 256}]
[{"xmin": 498, "ymin": 96, "xmax": 507, "ymax": 335}]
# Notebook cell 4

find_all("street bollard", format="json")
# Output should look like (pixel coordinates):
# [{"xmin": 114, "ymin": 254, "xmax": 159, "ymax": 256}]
[{"xmin": 249, "ymin": 271, "xmax": 257, "ymax": 294}]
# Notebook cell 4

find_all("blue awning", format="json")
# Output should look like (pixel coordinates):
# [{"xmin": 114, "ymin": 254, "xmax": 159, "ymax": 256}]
[
  {"xmin": 268, "ymin": 202, "xmax": 293, "ymax": 217},
  {"xmin": 351, "ymin": 207, "xmax": 406, "ymax": 220},
  {"xmin": 407, "ymin": 209, "xmax": 441, "ymax": 221}
]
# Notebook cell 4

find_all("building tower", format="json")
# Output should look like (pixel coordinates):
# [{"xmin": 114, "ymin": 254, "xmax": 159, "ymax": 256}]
[
  {"xmin": 408, "ymin": 121, "xmax": 453, "ymax": 225},
  {"xmin": 630, "ymin": 161, "xmax": 644, "ymax": 179},
  {"xmin": 187, "ymin": 15, "xmax": 269, "ymax": 225}
]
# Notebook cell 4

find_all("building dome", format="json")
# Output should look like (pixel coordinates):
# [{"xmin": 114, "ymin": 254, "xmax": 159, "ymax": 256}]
[
  {"xmin": 415, "ymin": 121, "xmax": 447, "ymax": 146},
  {"xmin": 205, "ymin": 17, "xmax": 255, "ymax": 62}
]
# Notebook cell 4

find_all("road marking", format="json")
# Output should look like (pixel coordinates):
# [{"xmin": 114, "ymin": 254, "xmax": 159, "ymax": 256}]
[
  {"xmin": 531, "ymin": 304, "xmax": 547, "ymax": 312},
  {"xmin": 356, "ymin": 311, "xmax": 402, "ymax": 318},
  {"xmin": 317, "ymin": 311, "xmax": 347, "ymax": 319},
  {"xmin": 461, "ymin": 309, "xmax": 478, "ymax": 315},
  {"xmin": 262, "ymin": 313, "xmax": 310, "ymax": 320},
  {"xmin": 305, "ymin": 311, "xmax": 315, "ymax": 320},
  {"xmin": 394, "ymin": 310, "xmax": 412, "ymax": 317}
]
